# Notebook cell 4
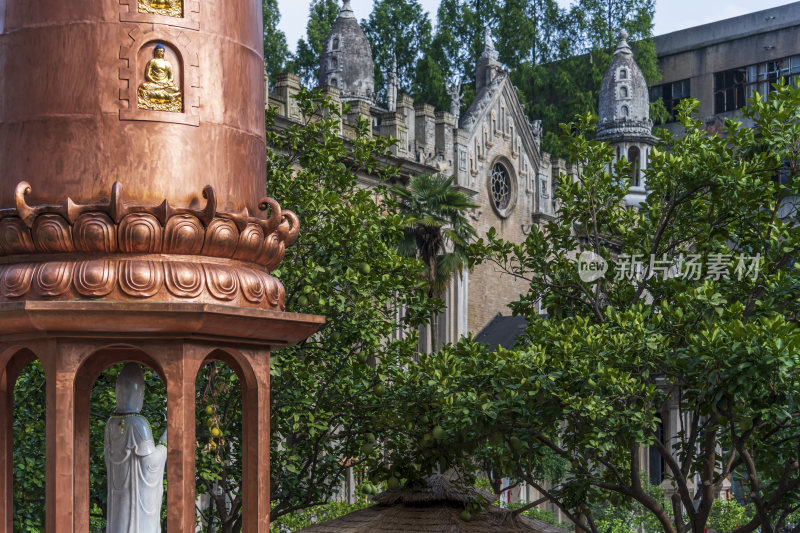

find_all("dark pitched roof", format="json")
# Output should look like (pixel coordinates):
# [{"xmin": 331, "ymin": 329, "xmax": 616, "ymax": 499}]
[
  {"xmin": 297, "ymin": 474, "xmax": 569, "ymax": 533},
  {"xmin": 474, "ymin": 313, "xmax": 529, "ymax": 350}
]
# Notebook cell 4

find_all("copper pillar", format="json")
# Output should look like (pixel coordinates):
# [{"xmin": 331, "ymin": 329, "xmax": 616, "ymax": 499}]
[{"xmin": 0, "ymin": 0, "xmax": 323, "ymax": 531}]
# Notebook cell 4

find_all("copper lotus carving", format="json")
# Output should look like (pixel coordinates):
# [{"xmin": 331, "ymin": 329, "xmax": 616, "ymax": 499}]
[{"xmin": 0, "ymin": 182, "xmax": 297, "ymax": 311}]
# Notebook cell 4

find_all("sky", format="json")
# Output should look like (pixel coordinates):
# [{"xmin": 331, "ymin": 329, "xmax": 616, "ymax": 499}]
[{"xmin": 277, "ymin": 0, "xmax": 799, "ymax": 54}]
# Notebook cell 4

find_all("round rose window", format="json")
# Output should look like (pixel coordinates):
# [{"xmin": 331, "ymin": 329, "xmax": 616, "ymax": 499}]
[{"xmin": 490, "ymin": 163, "xmax": 512, "ymax": 211}]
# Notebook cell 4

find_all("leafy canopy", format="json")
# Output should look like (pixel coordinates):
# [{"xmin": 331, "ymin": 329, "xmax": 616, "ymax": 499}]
[{"xmin": 387, "ymin": 82, "xmax": 800, "ymax": 533}]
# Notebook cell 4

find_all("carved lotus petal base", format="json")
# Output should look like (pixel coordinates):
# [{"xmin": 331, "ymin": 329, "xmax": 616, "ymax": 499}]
[
  {"xmin": 0, "ymin": 259, "xmax": 286, "ymax": 311},
  {"xmin": 0, "ymin": 182, "xmax": 296, "ymax": 311}
]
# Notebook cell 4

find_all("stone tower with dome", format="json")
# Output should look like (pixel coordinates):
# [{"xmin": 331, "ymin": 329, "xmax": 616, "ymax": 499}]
[
  {"xmin": 596, "ymin": 29, "xmax": 656, "ymax": 207},
  {"xmin": 318, "ymin": 0, "xmax": 375, "ymax": 102}
]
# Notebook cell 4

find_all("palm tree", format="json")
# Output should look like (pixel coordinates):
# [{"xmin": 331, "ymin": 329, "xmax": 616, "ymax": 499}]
[{"xmin": 392, "ymin": 173, "xmax": 478, "ymax": 350}]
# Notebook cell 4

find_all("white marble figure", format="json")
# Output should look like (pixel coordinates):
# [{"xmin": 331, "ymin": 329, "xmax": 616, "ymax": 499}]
[
  {"xmin": 446, "ymin": 79, "xmax": 463, "ymax": 120},
  {"xmin": 104, "ymin": 363, "xmax": 167, "ymax": 533}
]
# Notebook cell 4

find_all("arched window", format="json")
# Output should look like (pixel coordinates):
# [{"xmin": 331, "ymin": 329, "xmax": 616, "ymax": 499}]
[
  {"xmin": 330, "ymin": 77, "xmax": 338, "ymax": 88},
  {"xmin": 330, "ymin": 57, "xmax": 338, "ymax": 70},
  {"xmin": 332, "ymin": 36, "xmax": 340, "ymax": 50},
  {"xmin": 620, "ymin": 86, "xmax": 629, "ymax": 98},
  {"xmin": 628, "ymin": 146, "xmax": 641, "ymax": 187},
  {"xmin": 621, "ymin": 105, "xmax": 629, "ymax": 118},
  {"xmin": 620, "ymin": 69, "xmax": 627, "ymax": 79}
]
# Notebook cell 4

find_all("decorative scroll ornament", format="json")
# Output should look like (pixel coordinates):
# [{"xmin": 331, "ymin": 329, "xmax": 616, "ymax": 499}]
[
  {"xmin": 138, "ymin": 45, "xmax": 183, "ymax": 112},
  {"xmin": 0, "ymin": 182, "xmax": 298, "ymax": 311},
  {"xmin": 138, "ymin": 0, "xmax": 182, "ymax": 17}
]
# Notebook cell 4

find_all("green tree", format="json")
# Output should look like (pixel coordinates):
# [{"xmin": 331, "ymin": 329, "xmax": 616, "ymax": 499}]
[
  {"xmin": 289, "ymin": 0, "xmax": 340, "ymax": 87},
  {"xmin": 708, "ymin": 499, "xmax": 754, "ymax": 533},
  {"xmin": 387, "ymin": 85, "xmax": 800, "ymax": 533},
  {"xmin": 362, "ymin": 0, "xmax": 433, "ymax": 105},
  {"xmin": 415, "ymin": 0, "xmax": 502, "ymax": 109},
  {"xmin": 265, "ymin": 91, "xmax": 441, "ymax": 522},
  {"xmin": 392, "ymin": 173, "xmax": 477, "ymax": 350},
  {"xmin": 12, "ymin": 362, "xmax": 46, "ymax": 532},
  {"xmin": 263, "ymin": 0, "xmax": 289, "ymax": 80},
  {"xmin": 522, "ymin": 0, "xmax": 658, "ymax": 158},
  {"xmin": 495, "ymin": 0, "xmax": 562, "ymax": 72},
  {"xmin": 393, "ymin": 173, "xmax": 478, "ymax": 299}
]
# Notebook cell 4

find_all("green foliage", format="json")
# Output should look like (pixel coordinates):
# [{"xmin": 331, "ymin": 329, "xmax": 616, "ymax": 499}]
[
  {"xmin": 263, "ymin": 0, "xmax": 289, "ymax": 80},
  {"xmin": 513, "ymin": 0, "xmax": 658, "ymax": 158},
  {"xmin": 392, "ymin": 173, "xmax": 478, "ymax": 298},
  {"xmin": 269, "ymin": 500, "xmax": 371, "ymax": 532},
  {"xmin": 195, "ymin": 362, "xmax": 244, "ymax": 532},
  {"xmin": 362, "ymin": 0, "xmax": 432, "ymax": 105},
  {"xmin": 12, "ymin": 361, "xmax": 45, "ymax": 533},
  {"xmin": 708, "ymin": 499, "xmax": 754, "ymax": 533},
  {"xmin": 384, "ymin": 83, "xmax": 800, "ymax": 533},
  {"xmin": 265, "ymin": 89, "xmax": 442, "ymax": 521},
  {"xmin": 649, "ymin": 97, "xmax": 671, "ymax": 126},
  {"xmin": 415, "ymin": 0, "xmax": 501, "ymax": 108},
  {"xmin": 505, "ymin": 501, "xmax": 568, "ymax": 528},
  {"xmin": 289, "ymin": 0, "xmax": 340, "ymax": 87}
]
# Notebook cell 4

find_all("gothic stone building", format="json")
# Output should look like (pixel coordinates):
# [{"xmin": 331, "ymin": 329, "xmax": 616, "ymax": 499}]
[{"xmin": 269, "ymin": 1, "xmax": 587, "ymax": 349}]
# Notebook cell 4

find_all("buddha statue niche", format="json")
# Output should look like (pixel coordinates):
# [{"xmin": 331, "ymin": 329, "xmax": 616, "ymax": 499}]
[
  {"xmin": 138, "ymin": 0, "xmax": 182, "ymax": 18},
  {"xmin": 138, "ymin": 44, "xmax": 183, "ymax": 113}
]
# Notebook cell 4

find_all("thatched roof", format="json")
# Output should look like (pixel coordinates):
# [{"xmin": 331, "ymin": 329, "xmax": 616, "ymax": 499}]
[{"xmin": 297, "ymin": 474, "xmax": 570, "ymax": 533}]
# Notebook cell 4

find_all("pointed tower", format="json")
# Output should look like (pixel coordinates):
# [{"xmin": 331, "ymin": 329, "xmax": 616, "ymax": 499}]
[
  {"xmin": 387, "ymin": 55, "xmax": 398, "ymax": 112},
  {"xmin": 596, "ymin": 30, "xmax": 656, "ymax": 207},
  {"xmin": 319, "ymin": 0, "xmax": 375, "ymax": 102},
  {"xmin": 475, "ymin": 27, "xmax": 504, "ymax": 95}
]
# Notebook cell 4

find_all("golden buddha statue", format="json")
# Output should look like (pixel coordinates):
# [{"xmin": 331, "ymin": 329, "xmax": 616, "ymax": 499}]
[
  {"xmin": 137, "ymin": 45, "xmax": 183, "ymax": 113},
  {"xmin": 138, "ymin": 0, "xmax": 182, "ymax": 17}
]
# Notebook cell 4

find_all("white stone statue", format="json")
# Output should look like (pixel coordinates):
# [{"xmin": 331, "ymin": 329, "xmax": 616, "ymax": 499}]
[
  {"xmin": 446, "ymin": 79, "xmax": 463, "ymax": 119},
  {"xmin": 104, "ymin": 363, "xmax": 167, "ymax": 533}
]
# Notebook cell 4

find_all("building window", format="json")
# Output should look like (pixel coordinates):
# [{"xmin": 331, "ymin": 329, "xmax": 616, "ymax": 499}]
[
  {"xmin": 332, "ymin": 36, "xmax": 340, "ymax": 50},
  {"xmin": 620, "ymin": 86, "xmax": 628, "ymax": 98},
  {"xmin": 330, "ymin": 77, "xmax": 337, "ymax": 88},
  {"xmin": 330, "ymin": 57, "xmax": 338, "ymax": 70},
  {"xmin": 649, "ymin": 79, "xmax": 690, "ymax": 120},
  {"xmin": 619, "ymin": 68, "xmax": 627, "ymax": 79},
  {"xmin": 621, "ymin": 105, "xmax": 629, "ymax": 118},
  {"xmin": 714, "ymin": 68, "xmax": 747, "ymax": 113},
  {"xmin": 713, "ymin": 56, "xmax": 800, "ymax": 114},
  {"xmin": 490, "ymin": 162, "xmax": 512, "ymax": 214}
]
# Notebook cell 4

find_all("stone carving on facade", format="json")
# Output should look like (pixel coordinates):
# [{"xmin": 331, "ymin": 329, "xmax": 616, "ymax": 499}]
[
  {"xmin": 446, "ymin": 79, "xmax": 463, "ymax": 120},
  {"xmin": 105, "ymin": 363, "xmax": 167, "ymax": 533},
  {"xmin": 0, "ymin": 182, "xmax": 297, "ymax": 310},
  {"xmin": 530, "ymin": 119, "xmax": 542, "ymax": 151},
  {"xmin": 483, "ymin": 27, "xmax": 499, "ymax": 61}
]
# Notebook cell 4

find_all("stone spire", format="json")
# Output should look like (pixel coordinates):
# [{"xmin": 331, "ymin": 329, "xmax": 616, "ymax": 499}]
[
  {"xmin": 596, "ymin": 29, "xmax": 656, "ymax": 207},
  {"xmin": 339, "ymin": 0, "xmax": 355, "ymax": 19},
  {"xmin": 387, "ymin": 55, "xmax": 398, "ymax": 112},
  {"xmin": 318, "ymin": 0, "xmax": 375, "ymax": 102},
  {"xmin": 475, "ymin": 26, "xmax": 503, "ymax": 94},
  {"xmin": 596, "ymin": 29, "xmax": 653, "ymax": 140}
]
